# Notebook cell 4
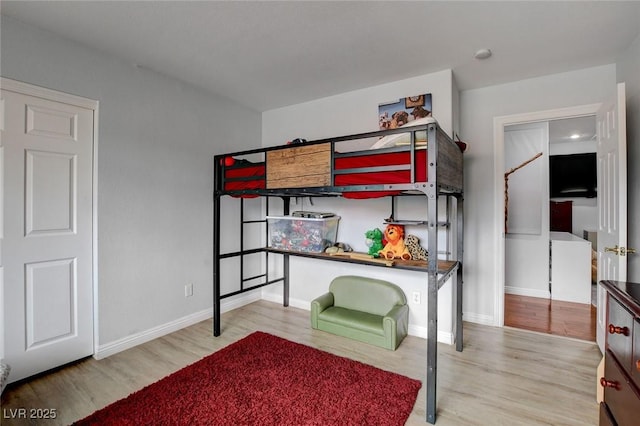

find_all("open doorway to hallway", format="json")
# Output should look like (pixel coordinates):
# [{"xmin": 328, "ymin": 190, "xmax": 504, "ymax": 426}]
[{"xmin": 503, "ymin": 115, "xmax": 597, "ymax": 342}]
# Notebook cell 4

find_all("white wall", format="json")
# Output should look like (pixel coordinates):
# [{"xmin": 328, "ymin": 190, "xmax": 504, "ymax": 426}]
[
  {"xmin": 263, "ymin": 69, "xmax": 455, "ymax": 145},
  {"xmin": 1, "ymin": 16, "xmax": 261, "ymax": 351},
  {"xmin": 460, "ymin": 64, "xmax": 617, "ymax": 325},
  {"xmin": 617, "ymin": 32, "xmax": 640, "ymax": 282},
  {"xmin": 261, "ymin": 70, "xmax": 457, "ymax": 342}
]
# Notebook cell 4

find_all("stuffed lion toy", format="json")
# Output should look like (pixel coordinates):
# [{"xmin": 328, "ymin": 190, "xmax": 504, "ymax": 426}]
[{"xmin": 378, "ymin": 224, "xmax": 411, "ymax": 260}]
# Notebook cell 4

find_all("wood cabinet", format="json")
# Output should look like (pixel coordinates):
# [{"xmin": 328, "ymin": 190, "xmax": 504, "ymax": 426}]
[
  {"xmin": 550, "ymin": 200, "xmax": 572, "ymax": 232},
  {"xmin": 600, "ymin": 281, "xmax": 640, "ymax": 426}
]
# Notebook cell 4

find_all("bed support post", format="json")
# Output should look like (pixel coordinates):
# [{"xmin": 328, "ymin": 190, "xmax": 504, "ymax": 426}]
[
  {"xmin": 282, "ymin": 196, "xmax": 291, "ymax": 307},
  {"xmin": 426, "ymin": 198, "xmax": 438, "ymax": 424},
  {"xmin": 213, "ymin": 191, "xmax": 222, "ymax": 337},
  {"xmin": 456, "ymin": 194, "xmax": 464, "ymax": 352},
  {"xmin": 426, "ymin": 124, "xmax": 438, "ymax": 424}
]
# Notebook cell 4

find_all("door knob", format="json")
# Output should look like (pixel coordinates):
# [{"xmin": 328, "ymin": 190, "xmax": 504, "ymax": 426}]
[
  {"xmin": 605, "ymin": 245, "xmax": 620, "ymax": 255},
  {"xmin": 605, "ymin": 246, "xmax": 637, "ymax": 256}
]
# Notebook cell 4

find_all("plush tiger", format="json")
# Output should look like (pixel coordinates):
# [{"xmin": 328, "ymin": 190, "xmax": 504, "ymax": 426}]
[{"xmin": 405, "ymin": 234, "xmax": 428, "ymax": 261}]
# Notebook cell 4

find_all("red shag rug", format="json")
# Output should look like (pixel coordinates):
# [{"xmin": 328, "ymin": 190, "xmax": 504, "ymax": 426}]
[{"xmin": 75, "ymin": 331, "xmax": 421, "ymax": 425}]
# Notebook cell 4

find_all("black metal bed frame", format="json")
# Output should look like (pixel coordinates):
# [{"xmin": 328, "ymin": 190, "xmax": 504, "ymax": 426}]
[{"xmin": 213, "ymin": 123, "xmax": 463, "ymax": 424}]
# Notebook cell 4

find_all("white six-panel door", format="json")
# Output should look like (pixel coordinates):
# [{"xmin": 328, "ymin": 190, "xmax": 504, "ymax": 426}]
[
  {"xmin": 1, "ymin": 79, "xmax": 96, "ymax": 383},
  {"xmin": 596, "ymin": 82, "xmax": 628, "ymax": 352}
]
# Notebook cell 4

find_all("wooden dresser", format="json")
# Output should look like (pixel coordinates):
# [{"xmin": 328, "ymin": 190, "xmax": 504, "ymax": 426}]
[{"xmin": 600, "ymin": 280, "xmax": 640, "ymax": 425}]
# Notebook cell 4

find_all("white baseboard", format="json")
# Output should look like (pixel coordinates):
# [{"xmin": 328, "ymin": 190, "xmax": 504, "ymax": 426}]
[
  {"xmin": 505, "ymin": 285, "xmax": 549, "ymax": 299},
  {"xmin": 408, "ymin": 324, "xmax": 454, "ymax": 344},
  {"xmin": 462, "ymin": 312, "xmax": 495, "ymax": 326},
  {"xmin": 95, "ymin": 290, "xmax": 487, "ymax": 358},
  {"xmin": 260, "ymin": 291, "xmax": 310, "ymax": 311},
  {"xmin": 94, "ymin": 290, "xmax": 261, "ymax": 359}
]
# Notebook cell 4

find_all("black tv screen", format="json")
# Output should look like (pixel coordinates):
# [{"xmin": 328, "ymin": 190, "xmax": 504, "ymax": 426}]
[{"xmin": 549, "ymin": 153, "xmax": 597, "ymax": 198}]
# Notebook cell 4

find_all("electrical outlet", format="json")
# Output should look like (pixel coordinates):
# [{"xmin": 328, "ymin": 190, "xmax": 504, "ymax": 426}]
[
  {"xmin": 412, "ymin": 291, "xmax": 421, "ymax": 304},
  {"xmin": 185, "ymin": 283, "xmax": 193, "ymax": 297}
]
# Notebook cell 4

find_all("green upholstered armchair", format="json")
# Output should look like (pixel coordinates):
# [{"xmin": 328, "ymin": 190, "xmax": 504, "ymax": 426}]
[{"xmin": 311, "ymin": 275, "xmax": 409, "ymax": 350}]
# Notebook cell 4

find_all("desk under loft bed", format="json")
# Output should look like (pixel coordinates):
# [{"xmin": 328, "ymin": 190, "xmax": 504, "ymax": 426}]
[{"xmin": 213, "ymin": 121, "xmax": 464, "ymax": 424}]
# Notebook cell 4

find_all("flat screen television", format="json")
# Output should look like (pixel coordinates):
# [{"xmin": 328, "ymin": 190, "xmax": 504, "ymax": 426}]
[{"xmin": 549, "ymin": 152, "xmax": 597, "ymax": 198}]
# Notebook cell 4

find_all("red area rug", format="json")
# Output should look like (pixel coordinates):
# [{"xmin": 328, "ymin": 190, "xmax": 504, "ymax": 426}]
[{"xmin": 75, "ymin": 331, "xmax": 421, "ymax": 425}]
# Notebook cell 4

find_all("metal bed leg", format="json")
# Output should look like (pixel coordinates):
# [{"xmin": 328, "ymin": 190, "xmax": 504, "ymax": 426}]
[
  {"xmin": 282, "ymin": 196, "xmax": 291, "ymax": 307},
  {"xmin": 425, "ymin": 124, "xmax": 438, "ymax": 424},
  {"xmin": 426, "ymin": 271, "xmax": 438, "ymax": 424},
  {"xmin": 456, "ymin": 195, "xmax": 464, "ymax": 352},
  {"xmin": 213, "ymin": 193, "xmax": 221, "ymax": 337}
]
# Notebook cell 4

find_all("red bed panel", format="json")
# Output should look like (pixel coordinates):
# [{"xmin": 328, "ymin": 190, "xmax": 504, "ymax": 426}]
[
  {"xmin": 223, "ymin": 164, "xmax": 265, "ymax": 195},
  {"xmin": 222, "ymin": 150, "xmax": 428, "ymax": 199},
  {"xmin": 334, "ymin": 150, "xmax": 427, "ymax": 198}
]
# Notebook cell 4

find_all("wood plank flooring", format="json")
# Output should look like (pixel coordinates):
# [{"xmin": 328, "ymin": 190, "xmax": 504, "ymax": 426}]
[
  {"xmin": 505, "ymin": 293, "xmax": 596, "ymax": 341},
  {"xmin": 1, "ymin": 300, "xmax": 602, "ymax": 425}
]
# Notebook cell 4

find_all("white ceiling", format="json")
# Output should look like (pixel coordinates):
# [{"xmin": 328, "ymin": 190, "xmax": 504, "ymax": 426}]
[
  {"xmin": 2, "ymin": 1, "xmax": 639, "ymax": 112},
  {"xmin": 549, "ymin": 116, "xmax": 596, "ymax": 145}
]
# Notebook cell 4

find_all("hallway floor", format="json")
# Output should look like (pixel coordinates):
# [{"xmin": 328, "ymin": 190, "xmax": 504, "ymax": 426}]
[{"xmin": 504, "ymin": 293, "xmax": 596, "ymax": 341}]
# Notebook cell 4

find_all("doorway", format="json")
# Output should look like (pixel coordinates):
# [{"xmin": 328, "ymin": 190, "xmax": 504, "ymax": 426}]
[{"xmin": 494, "ymin": 104, "xmax": 600, "ymax": 341}]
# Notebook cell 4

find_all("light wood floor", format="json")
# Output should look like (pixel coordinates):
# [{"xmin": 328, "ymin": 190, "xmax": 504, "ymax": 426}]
[
  {"xmin": 1, "ymin": 300, "xmax": 601, "ymax": 425},
  {"xmin": 505, "ymin": 293, "xmax": 596, "ymax": 341}
]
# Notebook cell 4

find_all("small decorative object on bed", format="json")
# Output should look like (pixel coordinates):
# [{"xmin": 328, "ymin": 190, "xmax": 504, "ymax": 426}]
[{"xmin": 286, "ymin": 137, "xmax": 307, "ymax": 145}]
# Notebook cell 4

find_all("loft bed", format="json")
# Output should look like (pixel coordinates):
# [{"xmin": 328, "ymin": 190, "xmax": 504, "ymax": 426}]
[{"xmin": 213, "ymin": 120, "xmax": 464, "ymax": 424}]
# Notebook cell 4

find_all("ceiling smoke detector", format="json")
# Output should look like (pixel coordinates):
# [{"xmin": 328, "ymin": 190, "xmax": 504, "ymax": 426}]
[{"xmin": 474, "ymin": 49, "xmax": 492, "ymax": 60}]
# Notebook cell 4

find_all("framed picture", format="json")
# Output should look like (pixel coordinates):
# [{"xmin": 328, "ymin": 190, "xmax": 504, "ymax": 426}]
[{"xmin": 379, "ymin": 93, "xmax": 432, "ymax": 130}]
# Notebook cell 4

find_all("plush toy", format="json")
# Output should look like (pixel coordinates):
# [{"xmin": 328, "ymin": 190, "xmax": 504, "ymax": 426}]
[
  {"xmin": 405, "ymin": 234, "xmax": 428, "ymax": 261},
  {"xmin": 325, "ymin": 242, "xmax": 352, "ymax": 254},
  {"xmin": 365, "ymin": 228, "xmax": 384, "ymax": 257},
  {"xmin": 378, "ymin": 224, "xmax": 411, "ymax": 260}
]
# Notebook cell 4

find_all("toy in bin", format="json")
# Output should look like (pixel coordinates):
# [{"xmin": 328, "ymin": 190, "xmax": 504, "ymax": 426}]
[{"xmin": 267, "ymin": 215, "xmax": 340, "ymax": 253}]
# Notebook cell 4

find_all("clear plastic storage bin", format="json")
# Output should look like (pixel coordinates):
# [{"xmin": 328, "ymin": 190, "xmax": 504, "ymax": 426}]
[{"xmin": 267, "ymin": 215, "xmax": 340, "ymax": 253}]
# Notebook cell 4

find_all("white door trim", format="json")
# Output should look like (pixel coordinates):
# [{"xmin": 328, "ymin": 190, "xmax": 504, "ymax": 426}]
[
  {"xmin": 1, "ymin": 77, "xmax": 100, "ymax": 356},
  {"xmin": 493, "ymin": 103, "xmax": 600, "ymax": 327}
]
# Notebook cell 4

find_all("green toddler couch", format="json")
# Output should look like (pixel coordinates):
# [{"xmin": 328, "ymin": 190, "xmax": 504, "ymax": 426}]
[{"xmin": 310, "ymin": 275, "xmax": 409, "ymax": 350}]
